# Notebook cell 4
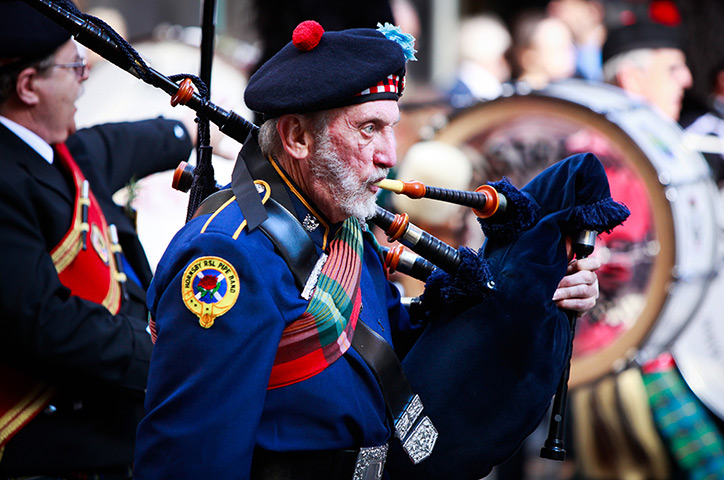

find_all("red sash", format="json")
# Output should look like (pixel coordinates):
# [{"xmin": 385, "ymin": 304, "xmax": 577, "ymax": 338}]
[{"xmin": 1, "ymin": 143, "xmax": 122, "ymax": 452}]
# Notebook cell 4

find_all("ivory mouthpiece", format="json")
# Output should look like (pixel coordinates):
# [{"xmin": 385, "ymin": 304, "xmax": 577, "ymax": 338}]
[{"xmin": 374, "ymin": 178, "xmax": 405, "ymax": 193}]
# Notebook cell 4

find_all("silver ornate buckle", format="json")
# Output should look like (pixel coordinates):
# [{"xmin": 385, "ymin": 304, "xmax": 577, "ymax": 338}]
[
  {"xmin": 394, "ymin": 394, "xmax": 438, "ymax": 464},
  {"xmin": 353, "ymin": 444, "xmax": 388, "ymax": 480},
  {"xmin": 401, "ymin": 416, "xmax": 438, "ymax": 464}
]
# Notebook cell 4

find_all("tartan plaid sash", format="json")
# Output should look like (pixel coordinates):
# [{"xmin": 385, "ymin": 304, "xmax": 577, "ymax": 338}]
[
  {"xmin": 268, "ymin": 217, "xmax": 364, "ymax": 389},
  {"xmin": 642, "ymin": 353, "xmax": 724, "ymax": 480}
]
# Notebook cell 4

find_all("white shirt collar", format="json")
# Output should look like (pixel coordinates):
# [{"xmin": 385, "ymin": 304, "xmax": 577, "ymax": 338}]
[{"xmin": 0, "ymin": 115, "xmax": 54, "ymax": 164}]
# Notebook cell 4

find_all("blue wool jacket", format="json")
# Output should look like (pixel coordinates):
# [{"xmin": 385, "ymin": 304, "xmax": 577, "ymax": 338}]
[{"xmin": 134, "ymin": 180, "xmax": 414, "ymax": 479}]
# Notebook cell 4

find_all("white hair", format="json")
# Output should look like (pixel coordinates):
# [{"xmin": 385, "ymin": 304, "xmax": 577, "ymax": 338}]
[
  {"xmin": 602, "ymin": 48, "xmax": 653, "ymax": 84},
  {"xmin": 257, "ymin": 111, "xmax": 332, "ymax": 159},
  {"xmin": 308, "ymin": 124, "xmax": 385, "ymax": 221},
  {"xmin": 257, "ymin": 118, "xmax": 282, "ymax": 158}
]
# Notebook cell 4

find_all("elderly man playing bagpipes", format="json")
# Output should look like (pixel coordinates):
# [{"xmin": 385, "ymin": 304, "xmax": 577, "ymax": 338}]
[{"xmin": 134, "ymin": 20, "xmax": 629, "ymax": 480}]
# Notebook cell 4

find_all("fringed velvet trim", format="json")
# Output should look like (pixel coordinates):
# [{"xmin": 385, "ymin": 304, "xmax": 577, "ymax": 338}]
[
  {"xmin": 421, "ymin": 247, "xmax": 494, "ymax": 315},
  {"xmin": 567, "ymin": 197, "xmax": 631, "ymax": 235},
  {"xmin": 477, "ymin": 179, "xmax": 540, "ymax": 243}
]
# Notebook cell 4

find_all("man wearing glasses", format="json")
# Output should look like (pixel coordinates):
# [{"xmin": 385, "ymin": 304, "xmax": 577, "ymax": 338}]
[
  {"xmin": 50, "ymin": 57, "xmax": 88, "ymax": 78},
  {"xmin": 0, "ymin": 2, "xmax": 193, "ymax": 478}
]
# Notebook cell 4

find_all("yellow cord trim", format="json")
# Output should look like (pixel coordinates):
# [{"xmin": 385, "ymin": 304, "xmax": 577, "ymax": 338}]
[
  {"xmin": 231, "ymin": 180, "xmax": 271, "ymax": 240},
  {"xmin": 200, "ymin": 195, "xmax": 237, "ymax": 234},
  {"xmin": 268, "ymin": 156, "xmax": 330, "ymax": 249},
  {"xmin": 51, "ymin": 200, "xmax": 84, "ymax": 273},
  {"xmin": 0, "ymin": 383, "xmax": 56, "ymax": 445},
  {"xmin": 232, "ymin": 220, "xmax": 248, "ymax": 240}
]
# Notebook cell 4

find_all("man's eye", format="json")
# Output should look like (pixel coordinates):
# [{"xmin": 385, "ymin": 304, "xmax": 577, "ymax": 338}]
[{"xmin": 362, "ymin": 125, "xmax": 375, "ymax": 135}]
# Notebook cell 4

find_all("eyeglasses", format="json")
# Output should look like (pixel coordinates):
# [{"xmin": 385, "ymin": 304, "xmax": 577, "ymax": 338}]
[{"xmin": 49, "ymin": 58, "xmax": 87, "ymax": 79}]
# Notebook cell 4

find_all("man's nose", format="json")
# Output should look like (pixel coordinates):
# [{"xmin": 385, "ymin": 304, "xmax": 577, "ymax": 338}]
[
  {"xmin": 375, "ymin": 132, "xmax": 397, "ymax": 168},
  {"xmin": 679, "ymin": 65, "xmax": 693, "ymax": 89}
]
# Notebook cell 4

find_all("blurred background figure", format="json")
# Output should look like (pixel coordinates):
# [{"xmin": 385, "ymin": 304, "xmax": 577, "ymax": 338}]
[
  {"xmin": 547, "ymin": 0, "xmax": 606, "ymax": 81},
  {"xmin": 601, "ymin": 18, "xmax": 692, "ymax": 122},
  {"xmin": 447, "ymin": 13, "xmax": 512, "ymax": 109},
  {"xmin": 0, "ymin": 2, "xmax": 193, "ymax": 477},
  {"xmin": 75, "ymin": 7, "xmax": 250, "ymax": 270},
  {"xmin": 681, "ymin": 61, "xmax": 724, "ymax": 188},
  {"xmin": 510, "ymin": 7, "xmax": 577, "ymax": 90}
]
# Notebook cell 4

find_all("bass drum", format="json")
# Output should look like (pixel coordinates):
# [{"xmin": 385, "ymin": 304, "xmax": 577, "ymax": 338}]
[
  {"xmin": 672, "ymin": 206, "xmax": 724, "ymax": 419},
  {"xmin": 433, "ymin": 78, "xmax": 724, "ymax": 391}
]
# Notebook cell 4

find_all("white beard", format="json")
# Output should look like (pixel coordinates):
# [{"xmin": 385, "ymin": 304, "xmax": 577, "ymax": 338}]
[{"xmin": 309, "ymin": 134, "xmax": 387, "ymax": 221}]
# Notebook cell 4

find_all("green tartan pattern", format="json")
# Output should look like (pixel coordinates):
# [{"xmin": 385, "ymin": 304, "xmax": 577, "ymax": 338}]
[
  {"xmin": 643, "ymin": 366, "xmax": 724, "ymax": 480},
  {"xmin": 304, "ymin": 217, "xmax": 363, "ymax": 347},
  {"xmin": 268, "ymin": 217, "xmax": 364, "ymax": 388}
]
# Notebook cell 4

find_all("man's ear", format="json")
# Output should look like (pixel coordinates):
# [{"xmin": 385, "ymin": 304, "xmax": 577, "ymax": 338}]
[
  {"xmin": 277, "ymin": 114, "xmax": 312, "ymax": 160},
  {"xmin": 616, "ymin": 62, "xmax": 644, "ymax": 96},
  {"xmin": 14, "ymin": 67, "xmax": 42, "ymax": 106}
]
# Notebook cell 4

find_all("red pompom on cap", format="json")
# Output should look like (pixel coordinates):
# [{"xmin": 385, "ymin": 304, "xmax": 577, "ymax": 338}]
[{"xmin": 292, "ymin": 20, "xmax": 324, "ymax": 52}]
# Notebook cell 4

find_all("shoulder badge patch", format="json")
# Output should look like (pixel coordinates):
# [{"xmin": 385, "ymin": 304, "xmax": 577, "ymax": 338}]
[{"xmin": 181, "ymin": 256, "xmax": 240, "ymax": 328}]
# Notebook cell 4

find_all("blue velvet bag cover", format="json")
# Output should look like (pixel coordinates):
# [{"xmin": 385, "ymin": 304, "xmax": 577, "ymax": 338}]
[{"xmin": 386, "ymin": 153, "xmax": 630, "ymax": 479}]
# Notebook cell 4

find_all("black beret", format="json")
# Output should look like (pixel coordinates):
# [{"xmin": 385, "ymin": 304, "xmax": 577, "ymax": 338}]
[
  {"xmin": 245, "ymin": 21, "xmax": 411, "ymax": 118},
  {"xmin": 0, "ymin": 0, "xmax": 72, "ymax": 66},
  {"xmin": 602, "ymin": 21, "xmax": 684, "ymax": 64}
]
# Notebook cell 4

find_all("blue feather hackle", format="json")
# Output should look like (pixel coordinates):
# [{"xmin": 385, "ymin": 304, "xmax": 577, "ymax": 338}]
[{"xmin": 377, "ymin": 22, "xmax": 417, "ymax": 61}]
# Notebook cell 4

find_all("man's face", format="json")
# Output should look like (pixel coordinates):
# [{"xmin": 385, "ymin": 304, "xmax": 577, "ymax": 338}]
[
  {"xmin": 529, "ymin": 18, "xmax": 576, "ymax": 82},
  {"xmin": 630, "ymin": 48, "xmax": 692, "ymax": 121},
  {"xmin": 306, "ymin": 100, "xmax": 399, "ymax": 223},
  {"xmin": 32, "ymin": 40, "xmax": 88, "ymax": 144}
]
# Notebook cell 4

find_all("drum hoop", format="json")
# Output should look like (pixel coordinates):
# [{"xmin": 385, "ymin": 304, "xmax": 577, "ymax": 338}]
[{"xmin": 434, "ymin": 94, "xmax": 676, "ymax": 388}]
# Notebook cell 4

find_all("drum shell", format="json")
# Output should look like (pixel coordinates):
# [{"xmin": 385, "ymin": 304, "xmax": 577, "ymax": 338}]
[{"xmin": 433, "ymin": 79, "xmax": 723, "ymax": 389}]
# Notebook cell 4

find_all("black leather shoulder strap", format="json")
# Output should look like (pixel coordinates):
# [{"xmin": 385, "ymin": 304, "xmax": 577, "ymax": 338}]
[
  {"xmin": 259, "ymin": 198, "xmax": 319, "ymax": 291},
  {"xmin": 192, "ymin": 186, "xmax": 419, "ymax": 439},
  {"xmin": 191, "ymin": 188, "xmax": 235, "ymax": 219},
  {"xmin": 230, "ymin": 133, "xmax": 295, "ymax": 232},
  {"xmin": 192, "ymin": 188, "xmax": 317, "ymax": 291}
]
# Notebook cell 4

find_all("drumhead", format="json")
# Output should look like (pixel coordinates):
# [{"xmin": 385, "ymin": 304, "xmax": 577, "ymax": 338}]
[
  {"xmin": 671, "ymin": 189, "xmax": 724, "ymax": 419},
  {"xmin": 433, "ymin": 79, "xmax": 721, "ymax": 388}
]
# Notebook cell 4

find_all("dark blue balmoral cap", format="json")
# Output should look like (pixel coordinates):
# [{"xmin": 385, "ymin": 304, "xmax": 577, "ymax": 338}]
[
  {"xmin": 245, "ymin": 21, "xmax": 416, "ymax": 119},
  {"xmin": 0, "ymin": 0, "xmax": 72, "ymax": 67},
  {"xmin": 602, "ymin": 21, "xmax": 684, "ymax": 64}
]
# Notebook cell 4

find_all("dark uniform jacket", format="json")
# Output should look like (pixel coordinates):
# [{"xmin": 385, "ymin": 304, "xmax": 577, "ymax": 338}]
[
  {"xmin": 134, "ymin": 173, "xmax": 416, "ymax": 479},
  {"xmin": 0, "ymin": 118, "xmax": 192, "ymax": 474}
]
